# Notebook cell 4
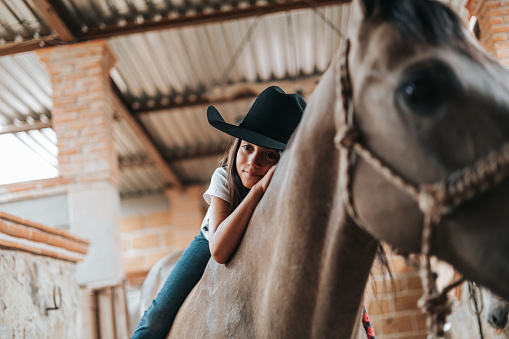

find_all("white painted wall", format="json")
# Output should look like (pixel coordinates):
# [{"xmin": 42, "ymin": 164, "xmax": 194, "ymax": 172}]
[{"xmin": 0, "ymin": 194, "xmax": 69, "ymax": 229}]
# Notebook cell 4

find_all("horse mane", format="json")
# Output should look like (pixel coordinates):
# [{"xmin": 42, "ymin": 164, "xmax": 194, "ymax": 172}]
[{"xmin": 363, "ymin": 0, "xmax": 470, "ymax": 52}]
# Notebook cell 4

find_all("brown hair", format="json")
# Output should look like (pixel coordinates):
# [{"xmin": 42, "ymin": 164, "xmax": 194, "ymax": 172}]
[{"xmin": 219, "ymin": 138, "xmax": 249, "ymax": 213}]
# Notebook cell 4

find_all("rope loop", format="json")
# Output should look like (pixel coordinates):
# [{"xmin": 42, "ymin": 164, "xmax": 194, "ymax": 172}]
[{"xmin": 335, "ymin": 125, "xmax": 359, "ymax": 150}]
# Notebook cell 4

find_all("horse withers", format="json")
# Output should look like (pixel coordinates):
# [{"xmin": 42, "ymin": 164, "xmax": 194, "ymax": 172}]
[{"xmin": 169, "ymin": 0, "xmax": 509, "ymax": 338}]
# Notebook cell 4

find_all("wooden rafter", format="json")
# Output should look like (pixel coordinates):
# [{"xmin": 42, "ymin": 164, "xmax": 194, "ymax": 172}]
[
  {"xmin": 134, "ymin": 76, "xmax": 321, "ymax": 117},
  {"xmin": 0, "ymin": 121, "xmax": 52, "ymax": 135},
  {"xmin": 111, "ymin": 82, "xmax": 183, "ymax": 190},
  {"xmin": 30, "ymin": 0, "xmax": 74, "ymax": 42},
  {"xmin": 0, "ymin": 36, "xmax": 65, "ymax": 58}
]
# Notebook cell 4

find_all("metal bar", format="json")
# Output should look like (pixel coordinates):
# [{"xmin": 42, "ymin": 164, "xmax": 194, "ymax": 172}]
[{"xmin": 0, "ymin": 120, "xmax": 52, "ymax": 135}]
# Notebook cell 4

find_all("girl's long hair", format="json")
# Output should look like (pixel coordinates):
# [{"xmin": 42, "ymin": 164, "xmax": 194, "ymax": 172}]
[{"xmin": 219, "ymin": 138, "xmax": 249, "ymax": 213}]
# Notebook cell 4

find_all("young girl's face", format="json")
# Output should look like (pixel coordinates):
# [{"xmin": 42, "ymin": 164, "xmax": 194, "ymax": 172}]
[{"xmin": 236, "ymin": 141, "xmax": 280, "ymax": 189}]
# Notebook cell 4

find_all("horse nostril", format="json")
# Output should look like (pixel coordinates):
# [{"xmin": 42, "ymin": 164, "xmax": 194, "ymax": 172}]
[
  {"xmin": 489, "ymin": 315, "xmax": 499, "ymax": 327},
  {"xmin": 488, "ymin": 313, "xmax": 508, "ymax": 329}
]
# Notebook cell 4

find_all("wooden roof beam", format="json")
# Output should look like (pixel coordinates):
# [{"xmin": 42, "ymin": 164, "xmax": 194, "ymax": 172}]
[
  {"xmin": 111, "ymin": 82, "xmax": 183, "ymax": 190},
  {"xmin": 0, "ymin": 121, "xmax": 52, "ymax": 135},
  {"xmin": 30, "ymin": 0, "xmax": 75, "ymax": 42},
  {"xmin": 133, "ymin": 75, "xmax": 321, "ymax": 117}
]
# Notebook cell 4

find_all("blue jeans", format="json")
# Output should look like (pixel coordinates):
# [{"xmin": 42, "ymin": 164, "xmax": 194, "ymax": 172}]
[{"xmin": 131, "ymin": 232, "xmax": 211, "ymax": 339}]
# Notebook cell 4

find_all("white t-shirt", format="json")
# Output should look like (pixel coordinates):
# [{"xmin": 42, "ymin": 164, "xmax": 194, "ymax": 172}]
[{"xmin": 201, "ymin": 167, "xmax": 230, "ymax": 240}]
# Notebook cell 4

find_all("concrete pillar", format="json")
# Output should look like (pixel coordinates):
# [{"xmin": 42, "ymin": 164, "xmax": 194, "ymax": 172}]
[{"xmin": 37, "ymin": 41, "xmax": 124, "ymax": 284}]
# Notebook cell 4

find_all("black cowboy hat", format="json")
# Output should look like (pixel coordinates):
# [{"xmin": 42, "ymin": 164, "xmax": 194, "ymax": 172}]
[{"xmin": 207, "ymin": 86, "xmax": 306, "ymax": 150}]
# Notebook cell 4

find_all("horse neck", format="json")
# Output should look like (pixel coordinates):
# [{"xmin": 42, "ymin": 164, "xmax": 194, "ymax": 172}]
[{"xmin": 255, "ymin": 63, "xmax": 379, "ymax": 338}]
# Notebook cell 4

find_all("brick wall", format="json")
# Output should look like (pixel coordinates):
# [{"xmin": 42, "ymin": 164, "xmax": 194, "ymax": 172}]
[
  {"xmin": 37, "ymin": 40, "xmax": 120, "ymax": 187},
  {"xmin": 474, "ymin": 0, "xmax": 509, "ymax": 65},
  {"xmin": 121, "ymin": 185, "xmax": 206, "ymax": 287},
  {"xmin": 367, "ymin": 252, "xmax": 428, "ymax": 339},
  {"xmin": 0, "ymin": 40, "xmax": 119, "ymax": 205}
]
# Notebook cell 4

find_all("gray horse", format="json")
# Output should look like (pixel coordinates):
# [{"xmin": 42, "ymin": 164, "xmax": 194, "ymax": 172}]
[{"xmin": 168, "ymin": 1, "xmax": 509, "ymax": 338}]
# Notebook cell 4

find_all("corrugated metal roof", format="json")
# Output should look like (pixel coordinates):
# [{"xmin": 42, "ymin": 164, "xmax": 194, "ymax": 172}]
[
  {"xmin": 107, "ymin": 5, "xmax": 349, "ymax": 106},
  {"xmin": 0, "ymin": 0, "xmax": 52, "ymax": 42},
  {"xmin": 110, "ymin": 4, "xmax": 349, "ymax": 196},
  {"xmin": 0, "ymin": 0, "xmax": 471, "ymax": 198}
]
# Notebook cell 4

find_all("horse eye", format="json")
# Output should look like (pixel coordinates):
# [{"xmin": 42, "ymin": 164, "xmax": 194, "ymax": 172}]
[
  {"xmin": 399, "ymin": 77, "xmax": 443, "ymax": 115},
  {"xmin": 397, "ymin": 60, "xmax": 457, "ymax": 117}
]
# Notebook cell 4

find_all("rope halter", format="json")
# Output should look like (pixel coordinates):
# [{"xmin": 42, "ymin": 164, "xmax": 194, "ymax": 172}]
[{"xmin": 335, "ymin": 39, "xmax": 509, "ymax": 338}]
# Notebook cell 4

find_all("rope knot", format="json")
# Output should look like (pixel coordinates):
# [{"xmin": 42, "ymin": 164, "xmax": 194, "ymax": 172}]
[
  {"xmin": 418, "ymin": 292, "xmax": 454, "ymax": 338},
  {"xmin": 335, "ymin": 125, "xmax": 359, "ymax": 149},
  {"xmin": 418, "ymin": 184, "xmax": 452, "ymax": 222}
]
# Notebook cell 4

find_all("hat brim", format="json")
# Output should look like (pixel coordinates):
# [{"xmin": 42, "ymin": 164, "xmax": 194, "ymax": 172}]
[{"xmin": 207, "ymin": 106, "xmax": 286, "ymax": 150}]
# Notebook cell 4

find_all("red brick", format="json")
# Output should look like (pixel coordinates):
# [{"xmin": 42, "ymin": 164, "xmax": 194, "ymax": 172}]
[
  {"xmin": 368, "ymin": 299, "xmax": 392, "ymax": 315},
  {"xmin": 415, "ymin": 312, "xmax": 428, "ymax": 330},
  {"xmin": 124, "ymin": 256, "xmax": 144, "ymax": 273},
  {"xmin": 47, "ymin": 235, "xmax": 67, "ymax": 248},
  {"xmin": 146, "ymin": 251, "xmax": 172, "ymax": 267},
  {"xmin": 146, "ymin": 211, "xmax": 171, "ymax": 228},
  {"xmin": 6, "ymin": 223, "xmax": 31, "ymax": 239},
  {"xmin": 406, "ymin": 276, "xmax": 423, "ymax": 291},
  {"xmin": 381, "ymin": 315, "xmax": 413, "ymax": 334},
  {"xmin": 493, "ymin": 23, "xmax": 509, "ymax": 33},
  {"xmin": 120, "ymin": 216, "xmax": 143, "ymax": 232},
  {"xmin": 132, "ymin": 234, "xmax": 159, "ymax": 249},
  {"xmin": 31, "ymin": 229, "xmax": 50, "ymax": 243},
  {"xmin": 394, "ymin": 292, "xmax": 421, "ymax": 311}
]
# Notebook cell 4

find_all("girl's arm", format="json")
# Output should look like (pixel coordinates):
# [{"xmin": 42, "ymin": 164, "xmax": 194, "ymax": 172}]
[{"xmin": 208, "ymin": 166, "xmax": 276, "ymax": 264}]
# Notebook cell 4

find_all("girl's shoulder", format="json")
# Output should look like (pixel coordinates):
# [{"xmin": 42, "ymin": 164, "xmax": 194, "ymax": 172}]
[
  {"xmin": 210, "ymin": 167, "xmax": 228, "ymax": 186},
  {"xmin": 204, "ymin": 167, "xmax": 230, "ymax": 204},
  {"xmin": 210, "ymin": 167, "xmax": 228, "ymax": 184},
  {"xmin": 214, "ymin": 166, "xmax": 228, "ymax": 178}
]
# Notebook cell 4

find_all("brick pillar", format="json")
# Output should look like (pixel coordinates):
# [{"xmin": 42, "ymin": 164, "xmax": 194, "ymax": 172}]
[
  {"xmin": 37, "ymin": 41, "xmax": 124, "ymax": 284},
  {"xmin": 473, "ymin": 0, "xmax": 509, "ymax": 65},
  {"xmin": 164, "ymin": 185, "xmax": 207, "ymax": 248}
]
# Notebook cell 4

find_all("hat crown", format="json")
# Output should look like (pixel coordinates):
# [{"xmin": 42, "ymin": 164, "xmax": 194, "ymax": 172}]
[
  {"xmin": 239, "ymin": 86, "xmax": 306, "ymax": 144},
  {"xmin": 207, "ymin": 86, "xmax": 306, "ymax": 149}
]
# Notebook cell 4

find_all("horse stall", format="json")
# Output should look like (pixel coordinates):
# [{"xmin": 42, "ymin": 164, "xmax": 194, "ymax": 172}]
[{"xmin": 0, "ymin": 212, "xmax": 89, "ymax": 338}]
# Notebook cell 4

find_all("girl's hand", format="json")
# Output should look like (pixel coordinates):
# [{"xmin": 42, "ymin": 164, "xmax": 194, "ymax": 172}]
[{"xmin": 254, "ymin": 165, "xmax": 277, "ymax": 193}]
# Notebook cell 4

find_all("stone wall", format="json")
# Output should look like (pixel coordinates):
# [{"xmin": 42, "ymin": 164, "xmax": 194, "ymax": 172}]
[
  {"xmin": 0, "ymin": 250, "xmax": 81, "ymax": 339},
  {"xmin": 0, "ymin": 212, "xmax": 89, "ymax": 339}
]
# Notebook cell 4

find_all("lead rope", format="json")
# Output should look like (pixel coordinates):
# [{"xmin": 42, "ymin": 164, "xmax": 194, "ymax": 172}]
[
  {"xmin": 335, "ymin": 39, "xmax": 509, "ymax": 338},
  {"xmin": 467, "ymin": 281, "xmax": 485, "ymax": 339}
]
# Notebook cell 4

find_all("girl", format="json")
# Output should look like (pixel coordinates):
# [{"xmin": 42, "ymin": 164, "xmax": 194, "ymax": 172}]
[{"xmin": 132, "ymin": 86, "xmax": 306, "ymax": 339}]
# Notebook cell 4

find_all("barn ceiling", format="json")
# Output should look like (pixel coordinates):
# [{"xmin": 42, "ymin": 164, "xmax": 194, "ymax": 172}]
[{"xmin": 0, "ymin": 0, "xmax": 469, "ymax": 198}]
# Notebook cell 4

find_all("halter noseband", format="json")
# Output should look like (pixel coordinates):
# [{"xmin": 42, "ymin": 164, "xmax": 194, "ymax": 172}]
[{"xmin": 336, "ymin": 39, "xmax": 509, "ymax": 338}]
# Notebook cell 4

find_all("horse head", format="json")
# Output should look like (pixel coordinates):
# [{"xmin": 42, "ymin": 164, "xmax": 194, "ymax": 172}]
[{"xmin": 340, "ymin": 0, "xmax": 509, "ymax": 300}]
